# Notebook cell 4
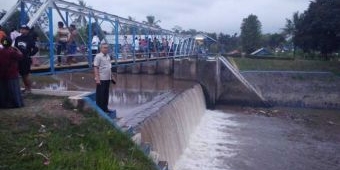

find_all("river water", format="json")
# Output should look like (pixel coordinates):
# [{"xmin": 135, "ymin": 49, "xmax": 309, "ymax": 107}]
[
  {"xmin": 174, "ymin": 108, "xmax": 340, "ymax": 170},
  {"xmin": 33, "ymin": 72, "xmax": 340, "ymax": 170}
]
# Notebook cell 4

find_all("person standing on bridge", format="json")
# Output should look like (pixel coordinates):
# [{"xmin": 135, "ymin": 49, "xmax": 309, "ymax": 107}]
[
  {"xmin": 93, "ymin": 43, "xmax": 116, "ymax": 113},
  {"xmin": 15, "ymin": 25, "xmax": 38, "ymax": 94},
  {"xmin": 66, "ymin": 24, "xmax": 78, "ymax": 64},
  {"xmin": 91, "ymin": 32, "xmax": 100, "ymax": 62},
  {"xmin": 56, "ymin": 21, "xmax": 69, "ymax": 66}
]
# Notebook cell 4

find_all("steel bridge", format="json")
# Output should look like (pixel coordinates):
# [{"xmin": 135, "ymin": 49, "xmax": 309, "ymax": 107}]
[{"xmin": 0, "ymin": 0, "xmax": 202, "ymax": 74}]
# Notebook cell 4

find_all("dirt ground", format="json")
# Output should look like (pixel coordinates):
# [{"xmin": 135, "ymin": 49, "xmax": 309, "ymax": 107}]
[
  {"xmin": 221, "ymin": 71, "xmax": 340, "ymax": 146},
  {"xmin": 0, "ymin": 95, "xmax": 84, "ymax": 125},
  {"xmin": 242, "ymin": 72, "xmax": 340, "ymax": 109},
  {"xmin": 218, "ymin": 105, "xmax": 340, "ymax": 141}
]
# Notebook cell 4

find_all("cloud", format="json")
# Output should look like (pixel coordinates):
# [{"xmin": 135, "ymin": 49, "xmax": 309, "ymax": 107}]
[{"xmin": 1, "ymin": 0, "xmax": 310, "ymax": 34}]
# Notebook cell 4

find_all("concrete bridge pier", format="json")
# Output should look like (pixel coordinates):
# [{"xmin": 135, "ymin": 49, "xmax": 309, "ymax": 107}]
[
  {"xmin": 117, "ymin": 65, "xmax": 126, "ymax": 74},
  {"xmin": 131, "ymin": 63, "xmax": 141, "ymax": 74},
  {"xmin": 141, "ymin": 62, "xmax": 156, "ymax": 75},
  {"xmin": 156, "ymin": 59, "xmax": 172, "ymax": 75},
  {"xmin": 173, "ymin": 56, "xmax": 267, "ymax": 108}
]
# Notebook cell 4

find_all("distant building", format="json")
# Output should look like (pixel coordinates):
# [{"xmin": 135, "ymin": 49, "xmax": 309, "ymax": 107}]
[
  {"xmin": 227, "ymin": 50, "xmax": 241, "ymax": 57},
  {"xmin": 250, "ymin": 47, "xmax": 272, "ymax": 56}
]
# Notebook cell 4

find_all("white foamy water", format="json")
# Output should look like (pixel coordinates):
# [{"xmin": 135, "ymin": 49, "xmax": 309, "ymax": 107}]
[
  {"xmin": 139, "ymin": 85, "xmax": 206, "ymax": 168},
  {"xmin": 173, "ymin": 110, "xmax": 239, "ymax": 170}
]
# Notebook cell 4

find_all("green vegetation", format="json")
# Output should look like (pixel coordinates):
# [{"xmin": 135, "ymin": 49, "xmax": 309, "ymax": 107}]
[
  {"xmin": 293, "ymin": 0, "xmax": 340, "ymax": 58},
  {"xmin": 230, "ymin": 57, "xmax": 340, "ymax": 75},
  {"xmin": 240, "ymin": 14, "xmax": 262, "ymax": 54},
  {"xmin": 0, "ymin": 95, "xmax": 156, "ymax": 170}
]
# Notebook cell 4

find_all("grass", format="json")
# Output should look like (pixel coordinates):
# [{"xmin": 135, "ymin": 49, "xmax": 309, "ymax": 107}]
[
  {"xmin": 230, "ymin": 57, "xmax": 340, "ymax": 75},
  {"xmin": 0, "ymin": 95, "xmax": 157, "ymax": 170}
]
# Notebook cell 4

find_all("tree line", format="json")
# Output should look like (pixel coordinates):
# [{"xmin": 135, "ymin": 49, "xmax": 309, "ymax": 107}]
[{"xmin": 174, "ymin": 0, "xmax": 340, "ymax": 60}]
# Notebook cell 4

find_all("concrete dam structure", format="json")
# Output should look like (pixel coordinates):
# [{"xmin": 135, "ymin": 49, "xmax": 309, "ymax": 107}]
[
  {"xmin": 114, "ymin": 56, "xmax": 266, "ymax": 107},
  {"xmin": 138, "ymin": 84, "xmax": 206, "ymax": 168},
  {"xmin": 37, "ymin": 56, "xmax": 339, "ymax": 170},
  {"xmin": 66, "ymin": 56, "xmax": 267, "ymax": 168},
  {"xmin": 111, "ymin": 56, "xmax": 267, "ymax": 168},
  {"xmin": 173, "ymin": 56, "xmax": 266, "ymax": 107}
]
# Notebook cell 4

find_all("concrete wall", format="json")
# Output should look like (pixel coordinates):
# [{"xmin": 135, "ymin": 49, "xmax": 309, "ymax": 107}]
[
  {"xmin": 173, "ymin": 57, "xmax": 219, "ymax": 108},
  {"xmin": 118, "ymin": 59, "xmax": 173, "ymax": 75},
  {"xmin": 173, "ymin": 58, "xmax": 197, "ymax": 80},
  {"xmin": 117, "ymin": 56, "xmax": 266, "ymax": 107},
  {"xmin": 217, "ymin": 57, "xmax": 267, "ymax": 106},
  {"xmin": 173, "ymin": 56, "xmax": 267, "ymax": 108},
  {"xmin": 196, "ymin": 59, "xmax": 219, "ymax": 108}
]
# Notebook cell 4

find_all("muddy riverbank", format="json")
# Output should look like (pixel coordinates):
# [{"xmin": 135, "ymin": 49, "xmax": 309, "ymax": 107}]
[{"xmin": 242, "ymin": 71, "xmax": 340, "ymax": 109}]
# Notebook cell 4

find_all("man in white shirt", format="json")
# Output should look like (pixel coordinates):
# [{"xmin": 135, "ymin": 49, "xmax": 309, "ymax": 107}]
[
  {"xmin": 93, "ymin": 43, "xmax": 115, "ymax": 112},
  {"xmin": 133, "ymin": 37, "xmax": 139, "ymax": 58},
  {"xmin": 91, "ymin": 33, "xmax": 100, "ymax": 61}
]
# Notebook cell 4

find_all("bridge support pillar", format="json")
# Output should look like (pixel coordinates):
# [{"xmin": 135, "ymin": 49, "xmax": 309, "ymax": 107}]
[
  {"xmin": 197, "ymin": 59, "xmax": 219, "ymax": 108},
  {"xmin": 156, "ymin": 59, "xmax": 172, "ymax": 75},
  {"xmin": 173, "ymin": 58, "xmax": 219, "ymax": 108},
  {"xmin": 144, "ymin": 62, "xmax": 156, "ymax": 75},
  {"xmin": 131, "ymin": 63, "xmax": 141, "ymax": 74},
  {"xmin": 173, "ymin": 58, "xmax": 197, "ymax": 80},
  {"xmin": 117, "ymin": 65, "xmax": 126, "ymax": 73}
]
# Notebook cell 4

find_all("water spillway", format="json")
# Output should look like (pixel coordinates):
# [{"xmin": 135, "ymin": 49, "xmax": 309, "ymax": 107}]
[
  {"xmin": 33, "ymin": 70, "xmax": 340, "ymax": 170},
  {"xmin": 138, "ymin": 84, "xmax": 206, "ymax": 168}
]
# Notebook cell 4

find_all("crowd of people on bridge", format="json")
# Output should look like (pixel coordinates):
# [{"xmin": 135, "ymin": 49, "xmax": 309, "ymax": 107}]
[
  {"xmin": 122, "ymin": 36, "xmax": 175, "ymax": 59},
  {"xmin": 0, "ymin": 21, "xmax": 177, "ymax": 110},
  {"xmin": 56, "ymin": 21, "xmax": 78, "ymax": 66}
]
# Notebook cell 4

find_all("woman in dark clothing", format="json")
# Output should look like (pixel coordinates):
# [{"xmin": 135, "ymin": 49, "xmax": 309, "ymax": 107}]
[
  {"xmin": 15, "ymin": 25, "xmax": 38, "ymax": 93},
  {"xmin": 0, "ymin": 37, "xmax": 24, "ymax": 108}
]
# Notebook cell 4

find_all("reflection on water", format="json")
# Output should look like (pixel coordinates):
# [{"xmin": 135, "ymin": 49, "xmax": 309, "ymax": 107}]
[
  {"xmin": 39, "ymin": 71, "xmax": 195, "ymax": 92},
  {"xmin": 43, "ymin": 81, "xmax": 67, "ymax": 91},
  {"xmin": 110, "ymin": 90, "xmax": 162, "ymax": 105},
  {"xmin": 34, "ymin": 72, "xmax": 196, "ymax": 128}
]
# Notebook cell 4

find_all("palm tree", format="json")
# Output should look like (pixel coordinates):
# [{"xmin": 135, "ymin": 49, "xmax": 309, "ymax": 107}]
[
  {"xmin": 282, "ymin": 12, "xmax": 301, "ymax": 57},
  {"xmin": 172, "ymin": 25, "xmax": 182, "ymax": 33},
  {"xmin": 119, "ymin": 16, "xmax": 136, "ymax": 35},
  {"xmin": 143, "ymin": 15, "xmax": 161, "ymax": 28},
  {"xmin": 128, "ymin": 16, "xmax": 135, "ymax": 21},
  {"xmin": 70, "ymin": 0, "xmax": 89, "ymax": 28},
  {"xmin": 282, "ymin": 12, "xmax": 300, "ymax": 38}
]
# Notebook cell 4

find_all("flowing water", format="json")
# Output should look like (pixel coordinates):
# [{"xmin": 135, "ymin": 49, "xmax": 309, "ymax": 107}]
[
  {"xmin": 34, "ymin": 72, "xmax": 340, "ymax": 170},
  {"xmin": 174, "ymin": 108, "xmax": 340, "ymax": 170}
]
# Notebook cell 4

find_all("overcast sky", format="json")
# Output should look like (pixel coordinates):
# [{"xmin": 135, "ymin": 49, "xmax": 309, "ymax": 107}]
[{"xmin": 2, "ymin": 0, "xmax": 310, "ymax": 34}]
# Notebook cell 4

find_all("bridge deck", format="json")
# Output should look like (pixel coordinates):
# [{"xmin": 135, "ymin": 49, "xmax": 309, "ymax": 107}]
[{"xmin": 31, "ymin": 55, "xmax": 184, "ymax": 73}]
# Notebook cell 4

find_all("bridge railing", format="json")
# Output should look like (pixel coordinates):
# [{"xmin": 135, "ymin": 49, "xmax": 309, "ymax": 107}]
[{"xmin": 2, "ymin": 0, "xmax": 199, "ymax": 74}]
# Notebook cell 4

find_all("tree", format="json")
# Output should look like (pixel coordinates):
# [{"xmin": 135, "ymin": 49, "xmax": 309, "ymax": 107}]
[
  {"xmin": 172, "ymin": 25, "xmax": 182, "ymax": 33},
  {"xmin": 70, "ymin": 0, "xmax": 90, "ymax": 28},
  {"xmin": 262, "ymin": 33, "xmax": 286, "ymax": 50},
  {"xmin": 282, "ymin": 12, "xmax": 300, "ymax": 39},
  {"xmin": 240, "ymin": 14, "xmax": 262, "ymax": 54},
  {"xmin": 294, "ymin": 0, "xmax": 340, "ymax": 59},
  {"xmin": 282, "ymin": 12, "xmax": 301, "ymax": 57},
  {"xmin": 216, "ymin": 33, "xmax": 240, "ymax": 53},
  {"xmin": 0, "ymin": 10, "xmax": 21, "ymax": 33},
  {"xmin": 143, "ymin": 15, "xmax": 161, "ymax": 28},
  {"xmin": 181, "ymin": 29, "xmax": 198, "ymax": 35},
  {"xmin": 120, "ymin": 16, "xmax": 135, "ymax": 35}
]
